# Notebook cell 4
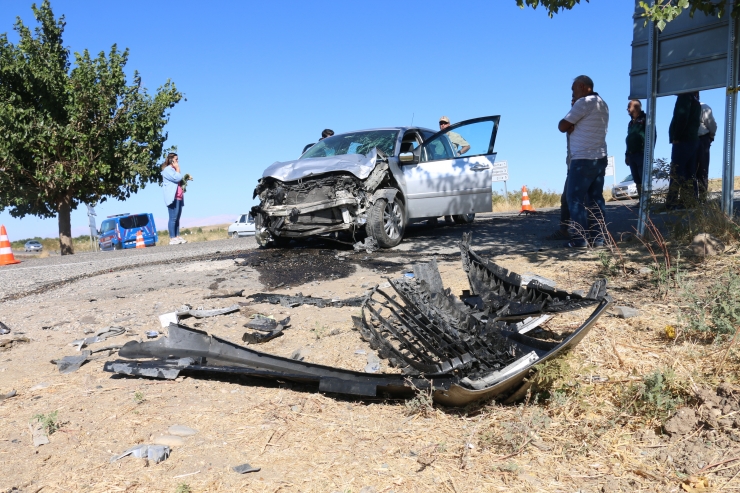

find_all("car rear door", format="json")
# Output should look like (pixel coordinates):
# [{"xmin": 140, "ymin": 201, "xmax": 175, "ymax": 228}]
[{"xmin": 401, "ymin": 116, "xmax": 498, "ymax": 218}]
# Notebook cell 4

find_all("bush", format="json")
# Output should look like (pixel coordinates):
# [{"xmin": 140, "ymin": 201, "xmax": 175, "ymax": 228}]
[
  {"xmin": 616, "ymin": 369, "xmax": 686, "ymax": 423},
  {"xmin": 682, "ymin": 270, "xmax": 740, "ymax": 337}
]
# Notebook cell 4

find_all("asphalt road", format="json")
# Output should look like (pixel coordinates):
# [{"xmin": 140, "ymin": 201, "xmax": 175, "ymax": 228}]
[{"xmin": 1, "ymin": 201, "xmax": 659, "ymax": 301}]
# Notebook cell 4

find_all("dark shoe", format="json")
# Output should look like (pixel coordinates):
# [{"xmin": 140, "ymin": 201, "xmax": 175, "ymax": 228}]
[
  {"xmin": 563, "ymin": 240, "xmax": 588, "ymax": 248},
  {"xmin": 544, "ymin": 229, "xmax": 570, "ymax": 241}
]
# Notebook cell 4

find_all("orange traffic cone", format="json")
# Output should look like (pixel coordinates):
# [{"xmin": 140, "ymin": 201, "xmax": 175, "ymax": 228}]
[
  {"xmin": 0, "ymin": 225, "xmax": 21, "ymax": 265},
  {"xmin": 519, "ymin": 186, "xmax": 536, "ymax": 214},
  {"xmin": 135, "ymin": 230, "xmax": 146, "ymax": 249}
]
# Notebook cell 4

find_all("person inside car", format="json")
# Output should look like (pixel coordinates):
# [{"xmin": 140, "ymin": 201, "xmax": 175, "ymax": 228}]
[
  {"xmin": 302, "ymin": 128, "xmax": 335, "ymax": 155},
  {"xmin": 439, "ymin": 116, "xmax": 470, "ymax": 155}
]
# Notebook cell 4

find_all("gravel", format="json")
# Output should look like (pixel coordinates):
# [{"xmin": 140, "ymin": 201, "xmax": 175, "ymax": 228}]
[{"xmin": 0, "ymin": 237, "xmax": 257, "ymax": 300}]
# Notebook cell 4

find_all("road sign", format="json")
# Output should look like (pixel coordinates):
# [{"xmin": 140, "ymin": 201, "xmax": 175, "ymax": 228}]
[
  {"xmin": 605, "ymin": 156, "xmax": 615, "ymax": 176},
  {"xmin": 492, "ymin": 160, "xmax": 508, "ymax": 177},
  {"xmin": 492, "ymin": 174, "xmax": 509, "ymax": 182}
]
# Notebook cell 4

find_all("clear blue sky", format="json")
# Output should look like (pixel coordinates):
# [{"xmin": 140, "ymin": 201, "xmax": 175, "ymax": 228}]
[{"xmin": 0, "ymin": 0, "xmax": 732, "ymax": 240}]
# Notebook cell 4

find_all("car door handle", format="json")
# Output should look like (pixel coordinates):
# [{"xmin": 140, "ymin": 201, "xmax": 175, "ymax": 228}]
[{"xmin": 470, "ymin": 165, "xmax": 491, "ymax": 171}]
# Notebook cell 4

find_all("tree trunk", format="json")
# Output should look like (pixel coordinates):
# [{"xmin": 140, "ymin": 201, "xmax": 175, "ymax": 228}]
[{"xmin": 57, "ymin": 195, "xmax": 74, "ymax": 255}]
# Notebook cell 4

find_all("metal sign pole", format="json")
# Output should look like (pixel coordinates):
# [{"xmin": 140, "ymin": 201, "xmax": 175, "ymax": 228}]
[
  {"xmin": 638, "ymin": 12, "xmax": 658, "ymax": 237},
  {"xmin": 503, "ymin": 180, "xmax": 509, "ymax": 205},
  {"xmin": 723, "ymin": 8, "xmax": 739, "ymax": 217}
]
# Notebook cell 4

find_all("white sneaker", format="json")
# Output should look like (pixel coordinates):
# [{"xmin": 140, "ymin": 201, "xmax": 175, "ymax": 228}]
[
  {"xmin": 177, "ymin": 236, "xmax": 187, "ymax": 244},
  {"xmin": 169, "ymin": 237, "xmax": 181, "ymax": 245}
]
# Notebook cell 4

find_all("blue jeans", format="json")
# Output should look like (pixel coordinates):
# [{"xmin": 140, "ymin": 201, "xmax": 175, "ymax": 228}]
[
  {"xmin": 626, "ymin": 152, "xmax": 644, "ymax": 197},
  {"xmin": 167, "ymin": 199, "xmax": 183, "ymax": 237},
  {"xmin": 566, "ymin": 157, "xmax": 608, "ymax": 245},
  {"xmin": 666, "ymin": 140, "xmax": 700, "ymax": 208}
]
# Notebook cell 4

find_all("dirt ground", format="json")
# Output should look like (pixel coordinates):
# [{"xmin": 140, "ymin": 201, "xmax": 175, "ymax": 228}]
[{"xmin": 2, "ymin": 235, "xmax": 740, "ymax": 492}]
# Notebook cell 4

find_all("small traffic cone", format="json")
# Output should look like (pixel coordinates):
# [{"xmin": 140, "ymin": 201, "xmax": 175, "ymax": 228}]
[
  {"xmin": 135, "ymin": 230, "xmax": 146, "ymax": 249},
  {"xmin": 0, "ymin": 225, "xmax": 21, "ymax": 265},
  {"xmin": 519, "ymin": 186, "xmax": 536, "ymax": 214}
]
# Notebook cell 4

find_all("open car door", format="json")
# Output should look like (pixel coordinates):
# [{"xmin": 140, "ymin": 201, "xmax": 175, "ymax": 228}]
[{"xmin": 400, "ymin": 116, "xmax": 499, "ymax": 218}]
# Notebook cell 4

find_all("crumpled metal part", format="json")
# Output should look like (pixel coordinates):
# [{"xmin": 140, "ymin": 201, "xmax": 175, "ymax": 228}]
[
  {"xmin": 245, "ymin": 293, "xmax": 365, "ymax": 308},
  {"xmin": 176, "ymin": 304, "xmax": 240, "ymax": 319},
  {"xmin": 110, "ymin": 444, "xmax": 170, "ymax": 464},
  {"xmin": 70, "ymin": 326, "xmax": 126, "ymax": 350}
]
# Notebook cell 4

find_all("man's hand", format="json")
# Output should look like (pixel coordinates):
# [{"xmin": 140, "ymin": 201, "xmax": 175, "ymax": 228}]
[
  {"xmin": 558, "ymin": 119, "xmax": 574, "ymax": 134},
  {"xmin": 459, "ymin": 145, "xmax": 470, "ymax": 155}
]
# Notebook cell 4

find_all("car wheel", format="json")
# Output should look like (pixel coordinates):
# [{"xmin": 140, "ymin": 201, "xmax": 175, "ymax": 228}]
[
  {"xmin": 453, "ymin": 213, "xmax": 475, "ymax": 224},
  {"xmin": 114, "ymin": 241, "xmax": 122, "ymax": 251},
  {"xmin": 367, "ymin": 196, "xmax": 405, "ymax": 248},
  {"xmin": 231, "ymin": 231, "xmax": 239, "ymax": 239}
]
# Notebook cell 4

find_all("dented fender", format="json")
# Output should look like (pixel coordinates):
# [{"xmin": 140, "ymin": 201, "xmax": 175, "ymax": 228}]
[{"xmin": 368, "ymin": 188, "xmax": 398, "ymax": 205}]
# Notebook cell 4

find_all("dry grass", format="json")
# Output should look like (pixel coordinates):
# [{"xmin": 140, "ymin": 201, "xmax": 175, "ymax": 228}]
[
  {"xmin": 156, "ymin": 224, "xmax": 230, "ymax": 246},
  {"xmin": 707, "ymin": 176, "xmax": 740, "ymax": 192}
]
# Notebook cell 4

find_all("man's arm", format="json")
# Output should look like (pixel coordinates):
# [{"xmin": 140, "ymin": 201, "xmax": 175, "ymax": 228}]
[
  {"xmin": 560, "ymin": 99, "xmax": 586, "ymax": 133},
  {"xmin": 670, "ymin": 95, "xmax": 690, "ymax": 143},
  {"xmin": 706, "ymin": 107, "xmax": 718, "ymax": 139},
  {"xmin": 559, "ymin": 119, "xmax": 574, "ymax": 133}
]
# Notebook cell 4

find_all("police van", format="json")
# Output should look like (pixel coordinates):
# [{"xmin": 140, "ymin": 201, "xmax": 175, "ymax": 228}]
[{"xmin": 98, "ymin": 213, "xmax": 158, "ymax": 251}]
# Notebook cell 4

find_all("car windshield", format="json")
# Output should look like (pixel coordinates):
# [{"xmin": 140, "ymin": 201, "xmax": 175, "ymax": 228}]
[
  {"xmin": 622, "ymin": 174, "xmax": 633, "ymax": 182},
  {"xmin": 119, "ymin": 214, "xmax": 150, "ymax": 229},
  {"xmin": 301, "ymin": 130, "xmax": 398, "ymax": 159}
]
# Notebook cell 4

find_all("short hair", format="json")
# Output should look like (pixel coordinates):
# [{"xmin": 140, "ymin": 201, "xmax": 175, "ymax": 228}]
[
  {"xmin": 573, "ymin": 75, "xmax": 594, "ymax": 90},
  {"xmin": 629, "ymin": 99, "xmax": 642, "ymax": 110},
  {"xmin": 321, "ymin": 129, "xmax": 335, "ymax": 139}
]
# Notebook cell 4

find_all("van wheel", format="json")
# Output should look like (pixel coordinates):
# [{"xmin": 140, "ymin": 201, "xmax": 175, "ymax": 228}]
[
  {"xmin": 367, "ymin": 196, "xmax": 405, "ymax": 248},
  {"xmin": 453, "ymin": 213, "xmax": 475, "ymax": 224},
  {"xmin": 231, "ymin": 231, "xmax": 239, "ymax": 239},
  {"xmin": 114, "ymin": 242, "xmax": 122, "ymax": 250}
]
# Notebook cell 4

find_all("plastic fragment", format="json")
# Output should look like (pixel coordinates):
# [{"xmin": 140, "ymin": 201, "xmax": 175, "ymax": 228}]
[
  {"xmin": 110, "ymin": 444, "xmax": 170, "ymax": 464},
  {"xmin": 613, "ymin": 306, "xmax": 639, "ymax": 319},
  {"xmin": 232, "ymin": 463, "xmax": 261, "ymax": 474}
]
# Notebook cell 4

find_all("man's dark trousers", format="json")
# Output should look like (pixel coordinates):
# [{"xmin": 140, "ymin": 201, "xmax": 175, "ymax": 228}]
[
  {"xmin": 626, "ymin": 152, "xmax": 644, "ymax": 198},
  {"xmin": 560, "ymin": 176, "xmax": 570, "ymax": 230},
  {"xmin": 666, "ymin": 141, "xmax": 700, "ymax": 208},
  {"xmin": 566, "ymin": 157, "xmax": 608, "ymax": 245},
  {"xmin": 694, "ymin": 134, "xmax": 712, "ymax": 200}
]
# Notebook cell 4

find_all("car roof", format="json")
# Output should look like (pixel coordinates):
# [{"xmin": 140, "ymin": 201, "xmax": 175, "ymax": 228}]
[{"xmin": 331, "ymin": 126, "xmax": 436, "ymax": 136}]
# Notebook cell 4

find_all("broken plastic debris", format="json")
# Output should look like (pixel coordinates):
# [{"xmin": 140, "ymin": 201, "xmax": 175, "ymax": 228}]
[
  {"xmin": 70, "ymin": 326, "xmax": 125, "ymax": 350},
  {"xmin": 30, "ymin": 421, "xmax": 49, "ymax": 447},
  {"xmin": 232, "ymin": 463, "xmax": 261, "ymax": 474},
  {"xmin": 176, "ymin": 304, "xmax": 240, "ymax": 319},
  {"xmin": 0, "ymin": 321, "xmax": 10, "ymax": 335},
  {"xmin": 365, "ymin": 353, "xmax": 381, "ymax": 373},
  {"xmin": 242, "ymin": 328, "xmax": 284, "ymax": 344},
  {"xmin": 353, "ymin": 236, "xmax": 379, "ymax": 254},
  {"xmin": 245, "ymin": 315, "xmax": 290, "ymax": 332},
  {"xmin": 246, "ymin": 292, "xmax": 365, "ymax": 308},
  {"xmin": 404, "ymin": 272, "xmax": 415, "ymax": 278},
  {"xmin": 613, "ymin": 306, "xmax": 639, "ymax": 319},
  {"xmin": 0, "ymin": 389, "xmax": 16, "ymax": 401},
  {"xmin": 54, "ymin": 350, "xmax": 92, "ymax": 374},
  {"xmin": 520, "ymin": 273, "xmax": 557, "ymax": 288},
  {"xmin": 158, "ymin": 312, "xmax": 178, "ymax": 328},
  {"xmin": 204, "ymin": 289, "xmax": 245, "ymax": 299},
  {"xmin": 110, "ymin": 444, "xmax": 170, "ymax": 464},
  {"xmin": 146, "ymin": 331, "xmax": 159, "ymax": 338}
]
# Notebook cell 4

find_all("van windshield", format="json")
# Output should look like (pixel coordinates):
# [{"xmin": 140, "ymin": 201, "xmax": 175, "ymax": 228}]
[{"xmin": 119, "ymin": 214, "xmax": 150, "ymax": 229}]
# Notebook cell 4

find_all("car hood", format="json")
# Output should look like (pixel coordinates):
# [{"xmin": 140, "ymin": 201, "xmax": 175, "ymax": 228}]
[{"xmin": 262, "ymin": 149, "xmax": 379, "ymax": 182}]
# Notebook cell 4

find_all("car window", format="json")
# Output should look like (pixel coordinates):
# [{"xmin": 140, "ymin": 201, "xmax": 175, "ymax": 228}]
[
  {"xmin": 101, "ymin": 220, "xmax": 114, "ymax": 232},
  {"xmin": 239, "ymin": 215, "xmax": 246, "ymax": 223},
  {"xmin": 420, "ymin": 135, "xmax": 455, "ymax": 162},
  {"xmin": 135, "ymin": 214, "xmax": 149, "ymax": 227},
  {"xmin": 623, "ymin": 174, "xmax": 633, "ymax": 182},
  {"xmin": 301, "ymin": 130, "xmax": 398, "ymax": 159},
  {"xmin": 248, "ymin": 214, "xmax": 254, "ymax": 223},
  {"xmin": 119, "ymin": 214, "xmax": 149, "ymax": 229}
]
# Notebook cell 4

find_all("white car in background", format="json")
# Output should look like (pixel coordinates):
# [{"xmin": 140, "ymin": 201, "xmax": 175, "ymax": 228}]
[
  {"xmin": 228, "ymin": 214, "xmax": 256, "ymax": 238},
  {"xmin": 611, "ymin": 171, "xmax": 670, "ymax": 200}
]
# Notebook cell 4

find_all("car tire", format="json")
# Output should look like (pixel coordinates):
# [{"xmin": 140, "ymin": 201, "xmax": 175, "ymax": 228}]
[
  {"xmin": 231, "ymin": 231, "xmax": 239, "ymax": 239},
  {"xmin": 453, "ymin": 213, "xmax": 475, "ymax": 224},
  {"xmin": 367, "ymin": 196, "xmax": 405, "ymax": 248},
  {"xmin": 114, "ymin": 241, "xmax": 122, "ymax": 251}
]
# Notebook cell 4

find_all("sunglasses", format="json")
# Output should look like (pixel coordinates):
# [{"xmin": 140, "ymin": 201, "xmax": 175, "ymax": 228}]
[{"xmin": 439, "ymin": 121, "xmax": 449, "ymax": 125}]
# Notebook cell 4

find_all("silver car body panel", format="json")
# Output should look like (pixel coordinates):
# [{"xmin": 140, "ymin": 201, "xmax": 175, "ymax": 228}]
[{"xmin": 262, "ymin": 148, "xmax": 379, "ymax": 182}]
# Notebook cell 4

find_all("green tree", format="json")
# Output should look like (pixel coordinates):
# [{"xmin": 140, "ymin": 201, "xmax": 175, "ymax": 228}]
[
  {"xmin": 0, "ymin": 1, "xmax": 182, "ymax": 254},
  {"xmin": 517, "ymin": 0, "xmax": 739, "ymax": 30}
]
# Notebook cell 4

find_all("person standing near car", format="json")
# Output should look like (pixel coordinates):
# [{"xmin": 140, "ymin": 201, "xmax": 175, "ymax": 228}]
[
  {"xmin": 439, "ymin": 116, "xmax": 470, "ymax": 155},
  {"xmin": 695, "ymin": 93, "xmax": 717, "ymax": 201},
  {"xmin": 546, "ymin": 97, "xmax": 577, "ymax": 241},
  {"xmin": 161, "ymin": 153, "xmax": 187, "ymax": 245},
  {"xmin": 665, "ymin": 92, "xmax": 701, "ymax": 210},
  {"xmin": 625, "ymin": 99, "xmax": 647, "ymax": 199},
  {"xmin": 302, "ymin": 128, "xmax": 335, "ymax": 155},
  {"xmin": 558, "ymin": 75, "xmax": 610, "ymax": 248}
]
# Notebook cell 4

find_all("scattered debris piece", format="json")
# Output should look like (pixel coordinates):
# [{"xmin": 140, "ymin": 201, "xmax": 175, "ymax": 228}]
[
  {"xmin": 0, "ymin": 336, "xmax": 29, "ymax": 351},
  {"xmin": 70, "ymin": 326, "xmax": 126, "ymax": 350},
  {"xmin": 29, "ymin": 421, "xmax": 49, "ymax": 447},
  {"xmin": 354, "ymin": 349, "xmax": 366, "ymax": 355},
  {"xmin": 53, "ymin": 350, "xmax": 92, "ymax": 374},
  {"xmin": 0, "ymin": 389, "xmax": 16, "ymax": 401},
  {"xmin": 520, "ymin": 273, "xmax": 557, "ymax": 288},
  {"xmin": 168, "ymin": 425, "xmax": 198, "ymax": 437},
  {"xmin": 244, "ymin": 315, "xmax": 290, "ymax": 332},
  {"xmin": 159, "ymin": 312, "xmax": 178, "ymax": 328},
  {"xmin": 242, "ymin": 327, "xmax": 284, "ymax": 344},
  {"xmin": 365, "ymin": 353, "xmax": 381, "ymax": 373},
  {"xmin": 110, "ymin": 444, "xmax": 170, "ymax": 464},
  {"xmin": 176, "ymin": 304, "xmax": 240, "ymax": 319},
  {"xmin": 689, "ymin": 233, "xmax": 725, "ymax": 256},
  {"xmin": 103, "ymin": 234, "xmax": 610, "ymax": 406},
  {"xmin": 246, "ymin": 292, "xmax": 365, "ymax": 308},
  {"xmin": 290, "ymin": 348, "xmax": 309, "ymax": 361},
  {"xmin": 613, "ymin": 306, "xmax": 639, "ymax": 319},
  {"xmin": 0, "ymin": 321, "xmax": 10, "ymax": 335},
  {"xmin": 232, "ymin": 463, "xmax": 261, "ymax": 474},
  {"xmin": 153, "ymin": 435, "xmax": 185, "ymax": 447},
  {"xmin": 146, "ymin": 331, "xmax": 159, "ymax": 339},
  {"xmin": 353, "ymin": 237, "xmax": 379, "ymax": 254},
  {"xmin": 204, "ymin": 290, "xmax": 245, "ymax": 300}
]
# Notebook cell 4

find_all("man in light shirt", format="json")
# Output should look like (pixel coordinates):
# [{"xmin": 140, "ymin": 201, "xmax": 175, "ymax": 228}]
[
  {"xmin": 558, "ymin": 75, "xmax": 610, "ymax": 248},
  {"xmin": 695, "ymin": 92, "xmax": 717, "ymax": 201},
  {"xmin": 439, "ymin": 116, "xmax": 470, "ymax": 155}
]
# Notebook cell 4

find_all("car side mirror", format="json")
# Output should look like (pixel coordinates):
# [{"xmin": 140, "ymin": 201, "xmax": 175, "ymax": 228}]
[{"xmin": 399, "ymin": 152, "xmax": 417, "ymax": 164}]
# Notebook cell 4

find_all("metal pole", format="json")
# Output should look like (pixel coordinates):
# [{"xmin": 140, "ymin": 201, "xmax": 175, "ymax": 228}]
[
  {"xmin": 503, "ymin": 180, "xmax": 509, "ymax": 206},
  {"xmin": 723, "ymin": 8, "xmax": 739, "ymax": 217},
  {"xmin": 637, "ymin": 12, "xmax": 658, "ymax": 237}
]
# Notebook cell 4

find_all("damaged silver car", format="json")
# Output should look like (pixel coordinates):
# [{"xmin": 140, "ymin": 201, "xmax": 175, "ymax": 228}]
[{"xmin": 252, "ymin": 116, "xmax": 500, "ymax": 248}]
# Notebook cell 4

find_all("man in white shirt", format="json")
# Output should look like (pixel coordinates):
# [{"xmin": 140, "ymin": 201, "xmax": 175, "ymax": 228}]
[
  {"xmin": 695, "ymin": 93, "xmax": 717, "ymax": 201},
  {"xmin": 558, "ymin": 75, "xmax": 610, "ymax": 248}
]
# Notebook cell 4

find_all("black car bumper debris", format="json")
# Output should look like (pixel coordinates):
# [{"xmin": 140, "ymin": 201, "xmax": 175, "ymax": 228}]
[{"xmin": 104, "ymin": 234, "xmax": 611, "ymax": 406}]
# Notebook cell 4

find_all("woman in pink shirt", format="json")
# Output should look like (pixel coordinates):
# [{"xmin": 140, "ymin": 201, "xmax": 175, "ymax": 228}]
[{"xmin": 161, "ymin": 153, "xmax": 187, "ymax": 245}]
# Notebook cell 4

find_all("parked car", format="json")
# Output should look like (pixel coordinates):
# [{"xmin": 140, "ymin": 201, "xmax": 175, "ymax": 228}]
[
  {"xmin": 252, "ymin": 116, "xmax": 499, "ymax": 248},
  {"xmin": 611, "ymin": 170, "xmax": 670, "ymax": 200},
  {"xmin": 98, "ymin": 213, "xmax": 158, "ymax": 251},
  {"xmin": 24, "ymin": 240, "xmax": 43, "ymax": 252},
  {"xmin": 228, "ymin": 213, "xmax": 256, "ymax": 238}
]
